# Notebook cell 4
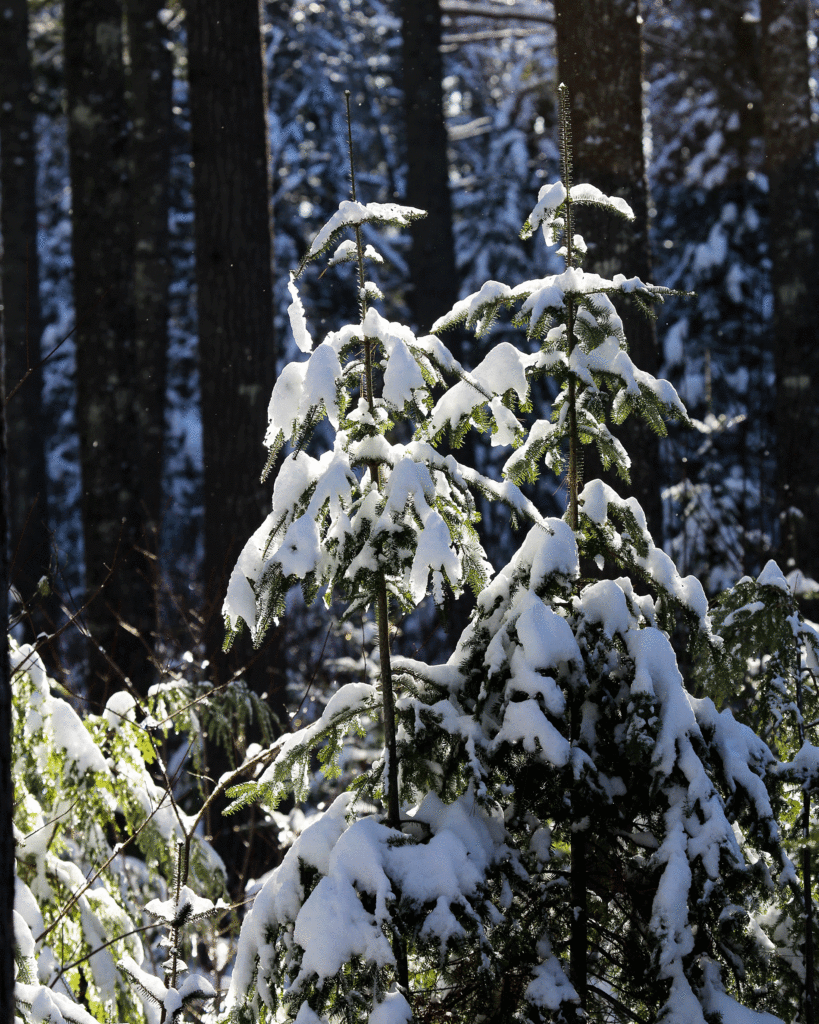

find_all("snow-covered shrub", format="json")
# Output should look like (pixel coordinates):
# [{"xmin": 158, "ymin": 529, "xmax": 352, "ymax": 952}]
[
  {"xmin": 392, "ymin": 86, "xmax": 800, "ymax": 1024},
  {"xmin": 220, "ymin": 115, "xmax": 549, "ymax": 1022},
  {"xmin": 11, "ymin": 640, "xmax": 224, "ymax": 1023},
  {"xmin": 697, "ymin": 561, "xmax": 819, "ymax": 1020},
  {"xmin": 222, "ymin": 87, "xmax": 805, "ymax": 1023}
]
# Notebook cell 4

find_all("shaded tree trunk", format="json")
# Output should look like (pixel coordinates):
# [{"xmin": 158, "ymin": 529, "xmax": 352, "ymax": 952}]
[
  {"xmin": 0, "ymin": 0, "xmax": 51, "ymax": 620},
  {"xmin": 401, "ymin": 0, "xmax": 460, "ymax": 336},
  {"xmin": 184, "ymin": 0, "xmax": 277, "ymax": 682},
  {"xmin": 125, "ymin": 0, "xmax": 174, "ymax": 627},
  {"xmin": 760, "ymin": 0, "xmax": 819, "ymax": 597},
  {"xmin": 184, "ymin": 0, "xmax": 282, "ymax": 883},
  {"xmin": 0, "ymin": 255, "xmax": 14, "ymax": 1024},
  {"xmin": 760, "ymin": 2, "xmax": 819, "ymax": 1017},
  {"xmin": 65, "ymin": 0, "xmax": 156, "ymax": 706},
  {"xmin": 554, "ymin": 0, "xmax": 662, "ymax": 542}
]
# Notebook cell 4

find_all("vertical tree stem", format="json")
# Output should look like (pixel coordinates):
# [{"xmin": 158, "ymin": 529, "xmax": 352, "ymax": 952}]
[
  {"xmin": 345, "ymin": 89, "xmax": 400, "ymax": 832},
  {"xmin": 345, "ymin": 88, "xmax": 406, "ymax": 997},
  {"xmin": 560, "ymin": 85, "xmax": 587, "ymax": 1013},
  {"xmin": 0, "ymin": 232, "xmax": 14, "ymax": 1024},
  {"xmin": 378, "ymin": 585, "xmax": 401, "ymax": 830},
  {"xmin": 566, "ymin": 291, "xmax": 586, "ymax": 1014},
  {"xmin": 803, "ymin": 791, "xmax": 816, "ymax": 1024}
]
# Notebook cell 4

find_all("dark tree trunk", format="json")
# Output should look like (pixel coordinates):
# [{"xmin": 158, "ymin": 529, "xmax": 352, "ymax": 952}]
[
  {"xmin": 184, "ymin": 0, "xmax": 283, "ymax": 882},
  {"xmin": 760, "ymin": 2, "xmax": 819, "ymax": 1014},
  {"xmin": 554, "ymin": 0, "xmax": 663, "ymax": 543},
  {"xmin": 760, "ymin": 0, "xmax": 819, "ymax": 597},
  {"xmin": 184, "ymin": 0, "xmax": 277, "ymax": 684},
  {"xmin": 0, "ymin": 0, "xmax": 51, "ymax": 620},
  {"xmin": 65, "ymin": 0, "xmax": 156, "ymax": 707},
  {"xmin": 125, "ymin": 0, "xmax": 174, "ymax": 624},
  {"xmin": 401, "ymin": 0, "xmax": 460, "ymax": 336},
  {"xmin": 0, "ymin": 271, "xmax": 14, "ymax": 1024}
]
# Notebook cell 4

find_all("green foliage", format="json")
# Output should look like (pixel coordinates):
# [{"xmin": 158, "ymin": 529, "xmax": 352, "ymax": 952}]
[
  {"xmin": 11, "ymin": 640, "xmax": 225, "ymax": 1023},
  {"xmin": 695, "ymin": 562, "xmax": 819, "ymax": 1018}
]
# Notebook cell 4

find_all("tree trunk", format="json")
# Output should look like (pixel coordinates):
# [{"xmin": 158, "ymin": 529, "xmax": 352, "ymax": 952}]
[
  {"xmin": 125, "ymin": 0, "xmax": 174, "ymax": 627},
  {"xmin": 761, "ymin": 4, "xmax": 819, "ymax": 1012},
  {"xmin": 184, "ymin": 0, "xmax": 277, "ymax": 682},
  {"xmin": 0, "ymin": 266, "xmax": 14, "ymax": 1024},
  {"xmin": 554, "ymin": 0, "xmax": 662, "ymax": 542},
  {"xmin": 65, "ymin": 0, "xmax": 156, "ymax": 706},
  {"xmin": 760, "ymin": 0, "xmax": 819, "ymax": 597},
  {"xmin": 0, "ymin": 0, "xmax": 51, "ymax": 621},
  {"xmin": 184, "ymin": 0, "xmax": 281, "ymax": 882},
  {"xmin": 401, "ymin": 0, "xmax": 460, "ymax": 336}
]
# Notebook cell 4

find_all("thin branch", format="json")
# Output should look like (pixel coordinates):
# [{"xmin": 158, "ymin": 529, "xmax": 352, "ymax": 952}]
[
  {"xmin": 20, "ymin": 796, "xmax": 83, "ymax": 842},
  {"xmin": 442, "ymin": 26, "xmax": 541, "ymax": 43},
  {"xmin": 588, "ymin": 982, "xmax": 649, "ymax": 1023},
  {"xmin": 35, "ymin": 792, "xmax": 174, "ymax": 944},
  {"xmin": 6, "ymin": 284, "xmax": 114, "ymax": 404},
  {"xmin": 441, "ymin": 2, "xmax": 553, "ymax": 23},
  {"xmin": 49, "ymin": 921, "xmax": 157, "ymax": 985}
]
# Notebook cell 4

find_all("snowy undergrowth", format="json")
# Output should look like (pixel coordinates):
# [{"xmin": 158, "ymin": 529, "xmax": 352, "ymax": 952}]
[{"xmin": 11, "ymin": 640, "xmax": 226, "ymax": 1024}]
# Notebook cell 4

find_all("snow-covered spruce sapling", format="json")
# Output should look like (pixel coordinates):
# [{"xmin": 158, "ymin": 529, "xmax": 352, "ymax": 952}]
[
  {"xmin": 221, "ymin": 98, "xmax": 550, "ymax": 1023},
  {"xmin": 118, "ymin": 843, "xmax": 220, "ymax": 1023},
  {"xmin": 698, "ymin": 562, "xmax": 819, "ymax": 1022},
  {"xmin": 395, "ymin": 84, "xmax": 801, "ymax": 1022}
]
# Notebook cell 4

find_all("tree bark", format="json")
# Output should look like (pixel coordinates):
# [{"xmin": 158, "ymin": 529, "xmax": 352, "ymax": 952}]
[
  {"xmin": 184, "ymin": 0, "xmax": 281, "ymax": 882},
  {"xmin": 0, "ymin": 0, "xmax": 51, "ymax": 619},
  {"xmin": 65, "ymin": 0, "xmax": 156, "ymax": 706},
  {"xmin": 761, "ymin": 5, "xmax": 819, "ymax": 1014},
  {"xmin": 184, "ymin": 0, "xmax": 277, "ymax": 683},
  {"xmin": 401, "ymin": 0, "xmax": 460, "ymax": 336},
  {"xmin": 125, "ymin": 0, "xmax": 174, "ymax": 625},
  {"xmin": 0, "ymin": 265, "xmax": 14, "ymax": 1024},
  {"xmin": 554, "ymin": 0, "xmax": 662, "ymax": 542},
  {"xmin": 759, "ymin": 0, "xmax": 819, "ymax": 598}
]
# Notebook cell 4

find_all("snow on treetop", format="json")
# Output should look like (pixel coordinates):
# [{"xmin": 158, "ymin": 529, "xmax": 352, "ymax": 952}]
[
  {"xmin": 15, "ymin": 984, "xmax": 101, "ymax": 1024},
  {"xmin": 578, "ymin": 480, "xmax": 710, "ymax": 627},
  {"xmin": 231, "ymin": 790, "xmax": 507, "ymax": 1008},
  {"xmin": 520, "ymin": 180, "xmax": 634, "ymax": 244},
  {"xmin": 265, "ymin": 341, "xmax": 343, "ymax": 446},
  {"xmin": 526, "ymin": 942, "xmax": 579, "ymax": 1012},
  {"xmin": 368, "ymin": 989, "xmax": 413, "ymax": 1024},
  {"xmin": 306, "ymin": 200, "xmax": 426, "ymax": 261},
  {"xmin": 431, "ymin": 279, "xmax": 513, "ymax": 335},
  {"xmin": 757, "ymin": 559, "xmax": 790, "ymax": 592},
  {"xmin": 145, "ymin": 885, "xmax": 226, "ymax": 925},
  {"xmin": 425, "ymin": 340, "xmax": 538, "ymax": 440},
  {"xmin": 569, "ymin": 183, "xmax": 634, "ymax": 220}
]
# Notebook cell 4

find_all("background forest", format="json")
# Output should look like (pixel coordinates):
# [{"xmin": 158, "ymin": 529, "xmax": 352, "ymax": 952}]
[{"xmin": 3, "ymin": 0, "xmax": 819, "ymax": 1022}]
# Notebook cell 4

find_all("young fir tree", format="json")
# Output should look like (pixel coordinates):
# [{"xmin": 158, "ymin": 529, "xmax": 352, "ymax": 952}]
[
  {"xmin": 223, "ymin": 86, "xmax": 804, "ymax": 1024},
  {"xmin": 220, "ymin": 96, "xmax": 548, "ymax": 1024},
  {"xmin": 698, "ymin": 562, "xmax": 819, "ymax": 1023}
]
